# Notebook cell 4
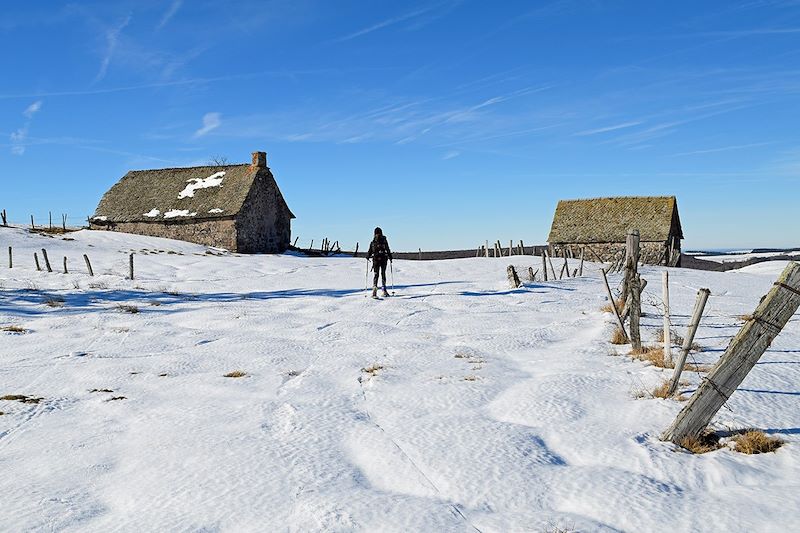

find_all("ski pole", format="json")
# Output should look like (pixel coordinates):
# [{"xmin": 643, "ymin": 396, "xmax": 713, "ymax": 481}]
[{"xmin": 390, "ymin": 260, "xmax": 394, "ymax": 294}]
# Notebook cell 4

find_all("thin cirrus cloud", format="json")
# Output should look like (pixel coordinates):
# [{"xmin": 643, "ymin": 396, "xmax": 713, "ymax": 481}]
[
  {"xmin": 157, "ymin": 0, "xmax": 183, "ymax": 30},
  {"xmin": 331, "ymin": 3, "xmax": 452, "ymax": 42},
  {"xmin": 10, "ymin": 100, "xmax": 43, "ymax": 155},
  {"xmin": 193, "ymin": 112, "xmax": 222, "ymax": 138},
  {"xmin": 95, "ymin": 14, "xmax": 132, "ymax": 82},
  {"xmin": 574, "ymin": 120, "xmax": 643, "ymax": 136}
]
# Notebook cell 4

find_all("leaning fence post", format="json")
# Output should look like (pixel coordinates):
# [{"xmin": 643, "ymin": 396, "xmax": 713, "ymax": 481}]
[
  {"xmin": 507, "ymin": 265, "xmax": 520, "ymax": 288},
  {"xmin": 662, "ymin": 263, "xmax": 800, "ymax": 443},
  {"xmin": 63, "ymin": 257, "xmax": 68, "ymax": 274},
  {"xmin": 541, "ymin": 253, "xmax": 548, "ymax": 281},
  {"xmin": 354, "ymin": 242, "xmax": 359, "ymax": 257},
  {"xmin": 601, "ymin": 268, "xmax": 629, "ymax": 342},
  {"xmin": 84, "ymin": 254, "xmax": 94, "ymax": 276},
  {"xmin": 129, "ymin": 253, "xmax": 134, "ymax": 280},
  {"xmin": 7, "ymin": 246, "xmax": 11, "ymax": 268},
  {"xmin": 666, "ymin": 288, "xmax": 711, "ymax": 396},
  {"xmin": 1, "ymin": 209, "xmax": 7, "ymax": 226},
  {"xmin": 41, "ymin": 248, "xmax": 52, "ymax": 272},
  {"xmin": 34, "ymin": 253, "xmax": 41, "ymax": 271},
  {"xmin": 579, "ymin": 247, "xmax": 585, "ymax": 276},
  {"xmin": 663, "ymin": 271, "xmax": 671, "ymax": 364},
  {"xmin": 545, "ymin": 250, "xmax": 557, "ymax": 280}
]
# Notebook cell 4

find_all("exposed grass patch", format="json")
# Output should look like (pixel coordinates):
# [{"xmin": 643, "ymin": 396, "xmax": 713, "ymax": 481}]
[
  {"xmin": 89, "ymin": 388, "xmax": 114, "ymax": 393},
  {"xmin": 287, "ymin": 369, "xmax": 302, "ymax": 377},
  {"xmin": 732, "ymin": 430, "xmax": 784, "ymax": 454},
  {"xmin": 224, "ymin": 370, "xmax": 247, "ymax": 378},
  {"xmin": 361, "ymin": 364, "xmax": 384, "ymax": 377},
  {"xmin": 610, "ymin": 328, "xmax": 628, "ymax": 345},
  {"xmin": 116, "ymin": 304, "xmax": 139, "ymax": 314},
  {"xmin": 1, "ymin": 325, "xmax": 28, "ymax": 334},
  {"xmin": 158, "ymin": 373, "xmax": 168, "ymax": 377},
  {"xmin": 631, "ymin": 346, "xmax": 674, "ymax": 369},
  {"xmin": 679, "ymin": 431, "xmax": 722, "ymax": 454},
  {"xmin": 463, "ymin": 375, "xmax": 479, "ymax": 381},
  {"xmin": 149, "ymin": 301, "xmax": 162, "ymax": 306},
  {"xmin": 650, "ymin": 380, "xmax": 673, "ymax": 399},
  {"xmin": 106, "ymin": 396, "xmax": 127, "ymax": 401},
  {"xmin": 454, "ymin": 353, "xmax": 468, "ymax": 359},
  {"xmin": 88, "ymin": 281, "xmax": 108, "ymax": 290},
  {"xmin": 0, "ymin": 394, "xmax": 43, "ymax": 404},
  {"xmin": 600, "ymin": 298, "xmax": 624, "ymax": 314},
  {"xmin": 44, "ymin": 296, "xmax": 65, "ymax": 308}
]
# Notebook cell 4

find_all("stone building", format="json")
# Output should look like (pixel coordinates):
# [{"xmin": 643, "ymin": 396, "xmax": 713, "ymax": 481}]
[
  {"xmin": 547, "ymin": 196, "xmax": 683, "ymax": 266},
  {"xmin": 90, "ymin": 151, "xmax": 294, "ymax": 253}
]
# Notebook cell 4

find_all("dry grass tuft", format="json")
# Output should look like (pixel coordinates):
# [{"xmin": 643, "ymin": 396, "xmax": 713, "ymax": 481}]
[
  {"xmin": 44, "ymin": 297, "xmax": 65, "ymax": 308},
  {"xmin": 650, "ymin": 380, "xmax": 673, "ymax": 399},
  {"xmin": 223, "ymin": 370, "xmax": 247, "ymax": 378},
  {"xmin": 106, "ymin": 396, "xmax": 127, "ymax": 401},
  {"xmin": 0, "ymin": 394, "xmax": 43, "ymax": 404},
  {"xmin": 732, "ymin": 430, "xmax": 784, "ymax": 454},
  {"xmin": 631, "ymin": 346, "xmax": 674, "ymax": 369},
  {"xmin": 117, "ymin": 304, "xmax": 139, "ymax": 314},
  {"xmin": 362, "ymin": 364, "xmax": 384, "ymax": 376},
  {"xmin": 600, "ymin": 298, "xmax": 625, "ymax": 314},
  {"xmin": 463, "ymin": 375, "xmax": 479, "ymax": 381},
  {"xmin": 89, "ymin": 388, "xmax": 114, "ymax": 393},
  {"xmin": 679, "ymin": 431, "xmax": 721, "ymax": 454},
  {"xmin": 453, "ymin": 353, "xmax": 468, "ymax": 359},
  {"xmin": 88, "ymin": 281, "xmax": 108, "ymax": 290},
  {"xmin": 1, "ymin": 325, "xmax": 28, "ymax": 334},
  {"xmin": 610, "ymin": 328, "xmax": 628, "ymax": 345}
]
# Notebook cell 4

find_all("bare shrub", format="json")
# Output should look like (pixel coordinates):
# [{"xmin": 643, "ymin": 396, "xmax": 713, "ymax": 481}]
[
  {"xmin": 0, "ymin": 394, "xmax": 43, "ymax": 404},
  {"xmin": 631, "ymin": 346, "xmax": 674, "ymax": 369},
  {"xmin": 361, "ymin": 364, "xmax": 384, "ymax": 376},
  {"xmin": 224, "ymin": 370, "xmax": 247, "ymax": 378},
  {"xmin": 117, "ymin": 304, "xmax": 140, "ymax": 314},
  {"xmin": 1, "ymin": 325, "xmax": 28, "ymax": 334},
  {"xmin": 732, "ymin": 430, "xmax": 784, "ymax": 454},
  {"xmin": 44, "ymin": 296, "xmax": 65, "ymax": 308}
]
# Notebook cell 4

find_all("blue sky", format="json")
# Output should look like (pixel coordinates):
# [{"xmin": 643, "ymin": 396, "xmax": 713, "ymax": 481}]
[{"xmin": 2, "ymin": 0, "xmax": 799, "ymax": 251}]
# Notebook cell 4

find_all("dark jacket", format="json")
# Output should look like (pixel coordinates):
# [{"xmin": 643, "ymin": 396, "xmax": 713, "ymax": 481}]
[{"xmin": 367, "ymin": 235, "xmax": 392, "ymax": 262}]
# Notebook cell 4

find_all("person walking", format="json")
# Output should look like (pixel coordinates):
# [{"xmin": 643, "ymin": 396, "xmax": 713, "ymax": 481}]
[{"xmin": 366, "ymin": 227, "xmax": 393, "ymax": 298}]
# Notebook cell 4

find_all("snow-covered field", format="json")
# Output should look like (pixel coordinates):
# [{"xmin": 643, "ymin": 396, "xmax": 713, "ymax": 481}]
[
  {"xmin": 1, "ymin": 227, "xmax": 799, "ymax": 532},
  {"xmin": 697, "ymin": 250, "xmax": 800, "ymax": 264}
]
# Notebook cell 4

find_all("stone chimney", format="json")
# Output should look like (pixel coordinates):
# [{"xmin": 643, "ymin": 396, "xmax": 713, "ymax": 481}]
[{"xmin": 251, "ymin": 151, "xmax": 267, "ymax": 168}]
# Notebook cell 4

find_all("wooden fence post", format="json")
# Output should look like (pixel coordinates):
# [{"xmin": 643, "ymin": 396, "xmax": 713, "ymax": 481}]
[
  {"xmin": 354, "ymin": 242, "xmax": 359, "ymax": 257},
  {"xmin": 418, "ymin": 248, "xmax": 422, "ymax": 261},
  {"xmin": 34, "ymin": 253, "xmax": 41, "ymax": 271},
  {"xmin": 666, "ymin": 288, "xmax": 711, "ymax": 396},
  {"xmin": 507, "ymin": 265, "xmax": 521, "ymax": 288},
  {"xmin": 62, "ymin": 214, "xmax": 67, "ymax": 231},
  {"xmin": 662, "ymin": 263, "xmax": 800, "ymax": 443},
  {"xmin": 528, "ymin": 267, "xmax": 536, "ymax": 281},
  {"xmin": 579, "ymin": 247, "xmax": 585, "ymax": 276},
  {"xmin": 292, "ymin": 236, "xmax": 299, "ymax": 247},
  {"xmin": 49, "ymin": 211, "xmax": 52, "ymax": 230},
  {"xmin": 663, "ymin": 271, "xmax": 671, "ymax": 364},
  {"xmin": 622, "ymin": 229, "xmax": 640, "ymax": 301},
  {"xmin": 129, "ymin": 253, "xmax": 134, "ymax": 280},
  {"xmin": 601, "ymin": 268, "xmax": 628, "ymax": 342},
  {"xmin": 563, "ymin": 255, "xmax": 570, "ymax": 278},
  {"xmin": 84, "ymin": 254, "xmax": 94, "ymax": 276},
  {"xmin": 509, "ymin": 240, "xmax": 514, "ymax": 256},
  {"xmin": 41, "ymin": 249, "xmax": 52, "ymax": 272},
  {"xmin": 1, "ymin": 209, "xmax": 7, "ymax": 226},
  {"xmin": 541, "ymin": 253, "xmax": 548, "ymax": 281},
  {"xmin": 7, "ymin": 246, "xmax": 11, "ymax": 268},
  {"xmin": 630, "ymin": 274, "xmax": 642, "ymax": 351},
  {"xmin": 63, "ymin": 257, "xmax": 68, "ymax": 274},
  {"xmin": 30, "ymin": 215, "xmax": 35, "ymax": 229},
  {"xmin": 309, "ymin": 239, "xmax": 314, "ymax": 251},
  {"xmin": 544, "ymin": 250, "xmax": 556, "ymax": 280},
  {"xmin": 519, "ymin": 240, "xmax": 525, "ymax": 255}
]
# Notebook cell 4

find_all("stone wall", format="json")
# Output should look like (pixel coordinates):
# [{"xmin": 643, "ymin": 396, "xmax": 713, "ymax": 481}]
[
  {"xmin": 235, "ymin": 170, "xmax": 292, "ymax": 253},
  {"xmin": 91, "ymin": 219, "xmax": 237, "ymax": 250},
  {"xmin": 551, "ymin": 240, "xmax": 679, "ymax": 266}
]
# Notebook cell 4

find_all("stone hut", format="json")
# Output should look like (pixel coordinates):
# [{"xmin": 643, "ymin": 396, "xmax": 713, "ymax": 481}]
[
  {"xmin": 90, "ymin": 151, "xmax": 294, "ymax": 253},
  {"xmin": 547, "ymin": 196, "xmax": 683, "ymax": 266}
]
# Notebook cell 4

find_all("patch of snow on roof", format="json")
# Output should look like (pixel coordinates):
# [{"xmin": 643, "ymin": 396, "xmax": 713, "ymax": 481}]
[
  {"xmin": 208, "ymin": 208, "xmax": 224, "ymax": 214},
  {"xmin": 143, "ymin": 209, "xmax": 161, "ymax": 218},
  {"xmin": 164, "ymin": 209, "xmax": 197, "ymax": 218},
  {"xmin": 178, "ymin": 171, "xmax": 225, "ymax": 199},
  {"xmin": 92, "ymin": 216, "xmax": 108, "ymax": 221}
]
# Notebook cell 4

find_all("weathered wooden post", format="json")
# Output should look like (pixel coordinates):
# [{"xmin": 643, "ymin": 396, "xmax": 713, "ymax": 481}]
[
  {"xmin": 41, "ymin": 248, "xmax": 52, "ymax": 272},
  {"xmin": 528, "ymin": 267, "xmax": 536, "ymax": 282},
  {"xmin": 485, "ymin": 240, "xmax": 489, "ymax": 258},
  {"xmin": 663, "ymin": 271, "xmax": 671, "ymax": 364},
  {"xmin": 666, "ymin": 288, "xmax": 711, "ymax": 396},
  {"xmin": 1, "ymin": 209, "xmax": 7, "ymax": 226},
  {"xmin": 578, "ymin": 247, "xmax": 585, "ymax": 276},
  {"xmin": 541, "ymin": 253, "xmax": 548, "ymax": 281},
  {"xmin": 601, "ymin": 268, "xmax": 628, "ymax": 342},
  {"xmin": 418, "ymin": 248, "xmax": 422, "ymax": 261},
  {"xmin": 30, "ymin": 215, "xmax": 35, "ymax": 229},
  {"xmin": 509, "ymin": 240, "xmax": 514, "ymax": 256},
  {"xmin": 545, "ymin": 250, "xmax": 557, "ymax": 280},
  {"xmin": 62, "ymin": 214, "xmax": 67, "ymax": 231},
  {"xmin": 662, "ymin": 263, "xmax": 800, "ymax": 443},
  {"xmin": 354, "ymin": 242, "xmax": 359, "ymax": 257},
  {"xmin": 507, "ymin": 265, "xmax": 521, "ymax": 288},
  {"xmin": 63, "ymin": 257, "xmax": 68, "ymax": 274},
  {"xmin": 129, "ymin": 253, "xmax": 134, "ymax": 280},
  {"xmin": 629, "ymin": 274, "xmax": 642, "ymax": 351},
  {"xmin": 84, "ymin": 254, "xmax": 94, "ymax": 276},
  {"xmin": 7, "ymin": 246, "xmax": 11, "ymax": 268},
  {"xmin": 292, "ymin": 236, "xmax": 299, "ymax": 247},
  {"xmin": 34, "ymin": 253, "xmax": 41, "ymax": 271},
  {"xmin": 309, "ymin": 239, "xmax": 314, "ymax": 251},
  {"xmin": 49, "ymin": 211, "xmax": 52, "ymax": 230},
  {"xmin": 519, "ymin": 240, "xmax": 525, "ymax": 255},
  {"xmin": 622, "ymin": 229, "xmax": 640, "ymax": 301},
  {"xmin": 563, "ymin": 255, "xmax": 570, "ymax": 278}
]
